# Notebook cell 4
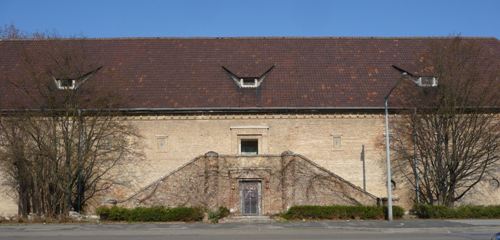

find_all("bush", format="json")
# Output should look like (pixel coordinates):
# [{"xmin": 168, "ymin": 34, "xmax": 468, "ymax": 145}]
[
  {"xmin": 208, "ymin": 206, "xmax": 231, "ymax": 223},
  {"xmin": 96, "ymin": 206, "xmax": 204, "ymax": 222},
  {"xmin": 415, "ymin": 205, "xmax": 500, "ymax": 219},
  {"xmin": 109, "ymin": 206, "xmax": 129, "ymax": 221},
  {"xmin": 166, "ymin": 207, "xmax": 204, "ymax": 222},
  {"xmin": 389, "ymin": 205, "xmax": 405, "ymax": 219},
  {"xmin": 282, "ymin": 205, "xmax": 404, "ymax": 220},
  {"xmin": 96, "ymin": 206, "xmax": 111, "ymax": 220}
]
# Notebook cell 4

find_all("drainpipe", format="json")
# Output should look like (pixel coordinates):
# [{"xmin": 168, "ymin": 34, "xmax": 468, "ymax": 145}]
[{"xmin": 361, "ymin": 145, "xmax": 366, "ymax": 191}]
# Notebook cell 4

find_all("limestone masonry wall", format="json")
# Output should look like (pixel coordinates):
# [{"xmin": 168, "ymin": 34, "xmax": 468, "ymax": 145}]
[
  {"xmin": 1, "ymin": 113, "xmax": 498, "ymax": 216},
  {"xmin": 121, "ymin": 113, "xmax": 388, "ymax": 199}
]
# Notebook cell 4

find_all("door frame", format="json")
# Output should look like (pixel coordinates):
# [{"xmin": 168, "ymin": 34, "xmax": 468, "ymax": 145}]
[{"xmin": 239, "ymin": 180, "xmax": 262, "ymax": 216}]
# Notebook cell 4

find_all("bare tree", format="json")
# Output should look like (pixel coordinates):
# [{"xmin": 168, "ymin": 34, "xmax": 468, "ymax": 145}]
[
  {"xmin": 392, "ymin": 37, "xmax": 500, "ymax": 207},
  {"xmin": 0, "ymin": 34, "xmax": 142, "ymax": 218},
  {"xmin": 0, "ymin": 24, "xmax": 25, "ymax": 39},
  {"xmin": 0, "ymin": 24, "xmax": 54, "ymax": 40}
]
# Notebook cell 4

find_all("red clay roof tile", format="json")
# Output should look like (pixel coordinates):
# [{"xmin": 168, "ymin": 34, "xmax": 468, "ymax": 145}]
[{"xmin": 0, "ymin": 37, "xmax": 498, "ymax": 111}]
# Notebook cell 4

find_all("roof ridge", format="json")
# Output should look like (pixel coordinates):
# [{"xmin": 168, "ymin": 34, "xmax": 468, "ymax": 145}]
[{"xmin": 1, "ymin": 36, "xmax": 498, "ymax": 41}]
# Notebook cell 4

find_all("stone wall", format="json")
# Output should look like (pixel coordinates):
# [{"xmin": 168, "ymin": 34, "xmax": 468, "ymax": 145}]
[
  {"xmin": 119, "ymin": 113, "xmax": 389, "ymax": 199},
  {"xmin": 121, "ymin": 151, "xmax": 378, "ymax": 215},
  {"xmin": 0, "ymin": 113, "xmax": 497, "ymax": 216},
  {"xmin": 0, "ymin": 173, "xmax": 17, "ymax": 216}
]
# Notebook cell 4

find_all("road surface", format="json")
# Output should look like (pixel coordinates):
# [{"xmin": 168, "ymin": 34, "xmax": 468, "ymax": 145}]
[{"xmin": 0, "ymin": 220, "xmax": 498, "ymax": 240}]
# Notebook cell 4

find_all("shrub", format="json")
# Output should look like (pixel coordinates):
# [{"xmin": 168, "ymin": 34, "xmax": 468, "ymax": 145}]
[
  {"xmin": 388, "ymin": 206, "xmax": 405, "ymax": 219},
  {"xmin": 96, "ymin": 206, "xmax": 204, "ymax": 222},
  {"xmin": 208, "ymin": 206, "xmax": 231, "ymax": 223},
  {"xmin": 96, "ymin": 206, "xmax": 111, "ymax": 220},
  {"xmin": 108, "ymin": 206, "xmax": 129, "ymax": 221},
  {"xmin": 282, "ymin": 205, "xmax": 404, "ymax": 220},
  {"xmin": 415, "ymin": 205, "xmax": 500, "ymax": 219},
  {"xmin": 166, "ymin": 207, "xmax": 204, "ymax": 222}
]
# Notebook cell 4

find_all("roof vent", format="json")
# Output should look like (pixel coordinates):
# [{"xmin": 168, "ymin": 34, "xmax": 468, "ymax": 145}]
[{"xmin": 222, "ymin": 65, "xmax": 275, "ymax": 89}]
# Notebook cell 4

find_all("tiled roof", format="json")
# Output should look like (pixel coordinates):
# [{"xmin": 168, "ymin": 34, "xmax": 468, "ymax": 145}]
[{"xmin": 0, "ymin": 37, "xmax": 498, "ymax": 111}]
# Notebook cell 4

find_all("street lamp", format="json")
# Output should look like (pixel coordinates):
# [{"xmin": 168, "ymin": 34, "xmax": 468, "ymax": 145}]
[
  {"xmin": 384, "ymin": 90, "xmax": 396, "ymax": 221},
  {"xmin": 385, "ymin": 66, "xmax": 438, "ymax": 221}
]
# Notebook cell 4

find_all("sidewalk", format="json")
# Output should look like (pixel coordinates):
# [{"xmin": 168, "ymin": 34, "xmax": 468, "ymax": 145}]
[{"xmin": 0, "ymin": 219, "xmax": 499, "ymax": 233}]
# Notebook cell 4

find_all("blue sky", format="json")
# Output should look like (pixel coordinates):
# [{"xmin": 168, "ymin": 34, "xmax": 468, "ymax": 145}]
[{"xmin": 1, "ymin": 0, "xmax": 499, "ymax": 38}]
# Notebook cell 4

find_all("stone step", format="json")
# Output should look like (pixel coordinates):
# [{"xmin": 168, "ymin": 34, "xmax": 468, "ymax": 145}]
[{"xmin": 220, "ymin": 215, "xmax": 274, "ymax": 223}]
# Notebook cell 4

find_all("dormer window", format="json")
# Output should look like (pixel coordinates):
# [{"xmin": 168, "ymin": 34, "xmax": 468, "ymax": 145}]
[
  {"xmin": 52, "ymin": 66, "xmax": 103, "ymax": 91},
  {"xmin": 392, "ymin": 65, "xmax": 438, "ymax": 88},
  {"xmin": 222, "ymin": 65, "xmax": 275, "ymax": 89},
  {"xmin": 415, "ymin": 76, "xmax": 438, "ymax": 87},
  {"xmin": 55, "ymin": 79, "xmax": 76, "ymax": 90}
]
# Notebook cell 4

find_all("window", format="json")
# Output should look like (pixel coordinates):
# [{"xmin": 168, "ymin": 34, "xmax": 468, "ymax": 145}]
[
  {"xmin": 415, "ymin": 76, "xmax": 438, "ymax": 87},
  {"xmin": 231, "ymin": 127, "xmax": 267, "ymax": 155},
  {"xmin": 383, "ymin": 130, "xmax": 394, "ymax": 140},
  {"xmin": 240, "ymin": 139, "xmax": 258, "ymax": 155},
  {"xmin": 239, "ymin": 78, "xmax": 258, "ymax": 88},
  {"xmin": 55, "ymin": 79, "xmax": 76, "ymax": 90},
  {"xmin": 490, "ymin": 178, "xmax": 500, "ymax": 189},
  {"xmin": 101, "ymin": 138, "xmax": 112, "ymax": 150},
  {"xmin": 156, "ymin": 136, "xmax": 167, "ymax": 152},
  {"xmin": 333, "ymin": 135, "xmax": 342, "ymax": 149}
]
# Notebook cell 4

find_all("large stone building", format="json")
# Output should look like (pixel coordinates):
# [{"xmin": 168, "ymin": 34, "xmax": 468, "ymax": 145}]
[{"xmin": 0, "ymin": 37, "xmax": 498, "ymax": 216}]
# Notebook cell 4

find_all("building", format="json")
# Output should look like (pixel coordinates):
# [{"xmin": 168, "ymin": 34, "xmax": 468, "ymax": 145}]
[{"xmin": 0, "ymin": 37, "xmax": 499, "ymax": 216}]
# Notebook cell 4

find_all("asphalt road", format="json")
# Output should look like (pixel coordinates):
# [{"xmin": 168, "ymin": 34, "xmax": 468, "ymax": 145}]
[{"xmin": 0, "ymin": 220, "xmax": 498, "ymax": 240}]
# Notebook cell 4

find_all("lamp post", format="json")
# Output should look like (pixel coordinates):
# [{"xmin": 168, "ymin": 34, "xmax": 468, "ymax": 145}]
[
  {"xmin": 384, "ymin": 95, "xmax": 394, "ymax": 221},
  {"xmin": 383, "ymin": 73, "xmax": 406, "ymax": 222},
  {"xmin": 384, "ymin": 69, "xmax": 438, "ymax": 221}
]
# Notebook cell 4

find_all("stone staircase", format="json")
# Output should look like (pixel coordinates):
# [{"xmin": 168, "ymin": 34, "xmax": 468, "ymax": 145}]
[{"xmin": 118, "ymin": 151, "xmax": 379, "ymax": 215}]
